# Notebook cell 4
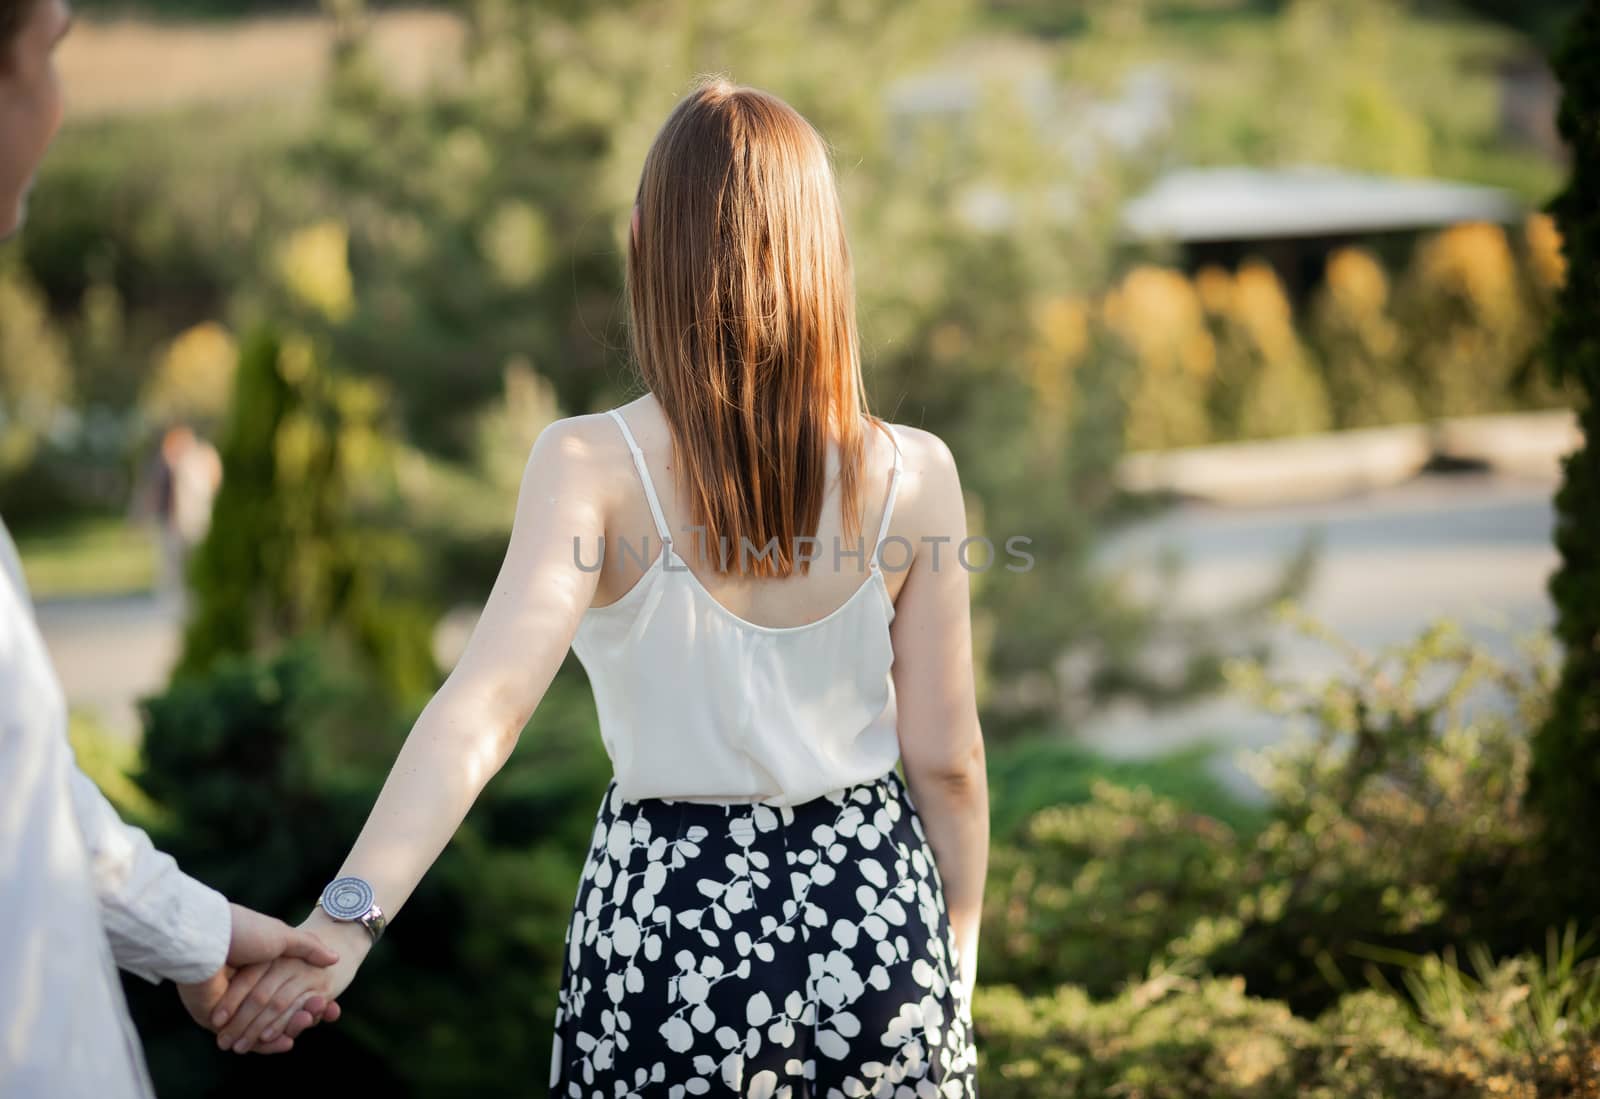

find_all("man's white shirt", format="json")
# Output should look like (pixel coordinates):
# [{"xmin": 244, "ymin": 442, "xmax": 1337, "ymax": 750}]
[{"xmin": 0, "ymin": 516, "xmax": 232, "ymax": 1099}]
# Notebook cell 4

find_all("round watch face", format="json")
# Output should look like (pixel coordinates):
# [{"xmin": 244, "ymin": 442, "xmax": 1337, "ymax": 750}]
[{"xmin": 321, "ymin": 876, "xmax": 375, "ymax": 921}]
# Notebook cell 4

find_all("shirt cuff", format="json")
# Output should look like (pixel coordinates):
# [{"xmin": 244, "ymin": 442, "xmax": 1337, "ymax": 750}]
[{"xmin": 114, "ymin": 874, "xmax": 232, "ymax": 986}]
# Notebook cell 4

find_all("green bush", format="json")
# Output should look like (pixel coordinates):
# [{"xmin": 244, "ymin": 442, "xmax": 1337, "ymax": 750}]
[
  {"xmin": 975, "ymin": 964, "xmax": 1600, "ymax": 1099},
  {"xmin": 981, "ymin": 781, "xmax": 1244, "ymax": 997},
  {"xmin": 971, "ymin": 608, "xmax": 1600, "ymax": 1094},
  {"xmin": 1190, "ymin": 612, "xmax": 1561, "ymax": 1012},
  {"xmin": 125, "ymin": 640, "xmax": 615, "ymax": 1097},
  {"xmin": 976, "ymin": 971, "xmax": 1315, "ymax": 1099},
  {"xmin": 983, "ymin": 609, "xmax": 1567, "ymax": 1013}
]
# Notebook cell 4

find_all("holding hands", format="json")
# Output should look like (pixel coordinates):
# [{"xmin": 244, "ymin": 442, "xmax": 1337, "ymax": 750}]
[
  {"xmin": 207, "ymin": 907, "xmax": 372, "ymax": 1053},
  {"xmin": 177, "ymin": 902, "xmax": 361, "ymax": 1055}
]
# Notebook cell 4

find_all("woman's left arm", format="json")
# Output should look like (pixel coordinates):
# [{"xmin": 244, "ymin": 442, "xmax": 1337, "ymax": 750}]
[{"xmin": 210, "ymin": 417, "xmax": 612, "ymax": 1052}]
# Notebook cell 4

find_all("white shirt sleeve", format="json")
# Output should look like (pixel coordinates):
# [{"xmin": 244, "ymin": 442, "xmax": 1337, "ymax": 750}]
[{"xmin": 66, "ymin": 764, "xmax": 232, "ymax": 986}]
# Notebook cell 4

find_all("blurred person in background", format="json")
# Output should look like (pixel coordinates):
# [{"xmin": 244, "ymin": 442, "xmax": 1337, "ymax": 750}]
[
  {"xmin": 133, "ymin": 424, "xmax": 223, "ymax": 611},
  {"xmin": 206, "ymin": 77, "xmax": 987, "ymax": 1095},
  {"xmin": 0, "ymin": 0, "xmax": 344, "ymax": 1094}
]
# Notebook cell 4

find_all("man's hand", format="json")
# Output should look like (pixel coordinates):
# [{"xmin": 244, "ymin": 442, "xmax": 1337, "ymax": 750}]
[
  {"xmin": 212, "ymin": 910, "xmax": 370, "ymax": 1054},
  {"xmin": 177, "ymin": 967, "xmax": 342, "ymax": 1053},
  {"xmin": 224, "ymin": 902, "xmax": 342, "ymax": 970},
  {"xmin": 175, "ymin": 904, "xmax": 345, "ymax": 1053}
]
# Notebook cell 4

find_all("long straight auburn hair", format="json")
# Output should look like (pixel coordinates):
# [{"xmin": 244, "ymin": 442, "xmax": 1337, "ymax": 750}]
[{"xmin": 626, "ymin": 75, "xmax": 889, "ymax": 580}]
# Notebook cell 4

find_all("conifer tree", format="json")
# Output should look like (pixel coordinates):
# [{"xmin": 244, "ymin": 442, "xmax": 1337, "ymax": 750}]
[{"xmin": 1528, "ymin": 0, "xmax": 1600, "ymax": 920}]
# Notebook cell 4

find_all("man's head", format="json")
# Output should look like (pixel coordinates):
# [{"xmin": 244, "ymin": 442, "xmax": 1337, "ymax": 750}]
[{"xmin": 0, "ymin": 0, "xmax": 72, "ymax": 241}]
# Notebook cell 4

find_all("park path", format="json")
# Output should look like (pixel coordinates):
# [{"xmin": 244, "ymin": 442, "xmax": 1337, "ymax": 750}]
[
  {"xmin": 38, "ymin": 469, "xmax": 1560, "ymax": 798},
  {"xmin": 1081, "ymin": 468, "xmax": 1559, "ymax": 797},
  {"xmin": 35, "ymin": 593, "xmax": 183, "ymax": 741}
]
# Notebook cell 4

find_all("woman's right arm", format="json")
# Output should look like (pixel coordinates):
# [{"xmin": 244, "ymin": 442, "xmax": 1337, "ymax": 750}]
[
  {"xmin": 203, "ymin": 416, "xmax": 615, "ymax": 1051},
  {"xmin": 888, "ymin": 428, "xmax": 989, "ymax": 1000}
]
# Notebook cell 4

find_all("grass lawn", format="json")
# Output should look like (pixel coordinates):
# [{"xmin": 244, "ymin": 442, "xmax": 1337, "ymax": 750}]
[{"xmin": 15, "ymin": 516, "xmax": 158, "ymax": 601}]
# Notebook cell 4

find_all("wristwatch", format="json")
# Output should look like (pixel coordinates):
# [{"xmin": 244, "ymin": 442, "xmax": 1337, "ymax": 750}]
[{"xmin": 318, "ymin": 876, "xmax": 387, "ymax": 945}]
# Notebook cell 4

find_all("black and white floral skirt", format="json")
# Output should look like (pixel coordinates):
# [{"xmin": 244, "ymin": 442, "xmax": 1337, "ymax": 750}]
[{"xmin": 549, "ymin": 768, "xmax": 978, "ymax": 1097}]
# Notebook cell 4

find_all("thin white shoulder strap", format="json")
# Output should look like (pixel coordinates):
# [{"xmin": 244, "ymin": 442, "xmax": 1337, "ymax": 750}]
[
  {"xmin": 870, "ymin": 423, "xmax": 904, "ymax": 568},
  {"xmin": 607, "ymin": 408, "xmax": 673, "ymax": 547}
]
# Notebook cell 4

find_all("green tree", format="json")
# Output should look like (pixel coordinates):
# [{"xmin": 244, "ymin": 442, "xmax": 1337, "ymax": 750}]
[
  {"xmin": 0, "ymin": 259, "xmax": 71, "ymax": 497},
  {"xmin": 1528, "ymin": 0, "xmax": 1600, "ymax": 924},
  {"xmin": 175, "ymin": 325, "xmax": 292, "ymax": 667},
  {"xmin": 176, "ymin": 322, "xmax": 439, "ymax": 707}
]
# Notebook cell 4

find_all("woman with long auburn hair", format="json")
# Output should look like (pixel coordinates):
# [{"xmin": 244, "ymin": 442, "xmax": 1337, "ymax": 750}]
[{"xmin": 211, "ymin": 76, "xmax": 988, "ymax": 1095}]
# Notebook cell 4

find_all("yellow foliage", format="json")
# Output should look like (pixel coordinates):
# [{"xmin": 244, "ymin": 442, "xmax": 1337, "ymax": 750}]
[
  {"xmin": 1032, "ymin": 296, "xmax": 1090, "ymax": 365},
  {"xmin": 480, "ymin": 200, "xmax": 551, "ymax": 288},
  {"xmin": 275, "ymin": 220, "xmax": 355, "ymax": 322},
  {"xmin": 1194, "ymin": 265, "xmax": 1234, "ymax": 315},
  {"xmin": 1104, "ymin": 265, "xmax": 1216, "ymax": 450},
  {"xmin": 1103, "ymin": 265, "xmax": 1215, "ymax": 379},
  {"xmin": 1410, "ymin": 221, "xmax": 1519, "ymax": 328},
  {"xmin": 1026, "ymin": 296, "xmax": 1089, "ymax": 419},
  {"xmin": 1400, "ymin": 221, "xmax": 1543, "ymax": 417},
  {"xmin": 1525, "ymin": 212, "xmax": 1566, "ymax": 294},
  {"xmin": 278, "ymin": 331, "xmax": 318, "ymax": 384},
  {"xmin": 1231, "ymin": 260, "xmax": 1300, "ymax": 367},
  {"xmin": 1312, "ymin": 247, "xmax": 1415, "ymax": 428},
  {"xmin": 1205, "ymin": 260, "xmax": 1332, "ymax": 439},
  {"xmin": 143, "ymin": 321, "xmax": 239, "ymax": 425},
  {"xmin": 274, "ymin": 408, "xmax": 325, "ymax": 483},
  {"xmin": 1324, "ymin": 247, "xmax": 1390, "ymax": 318}
]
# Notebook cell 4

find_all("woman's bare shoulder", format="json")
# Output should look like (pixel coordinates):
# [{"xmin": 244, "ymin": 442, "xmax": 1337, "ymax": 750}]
[
  {"xmin": 872, "ymin": 420, "xmax": 965, "ymax": 557},
  {"xmin": 533, "ymin": 408, "xmax": 640, "ymax": 461},
  {"xmin": 513, "ymin": 410, "xmax": 642, "ymax": 507},
  {"xmin": 875, "ymin": 420, "xmax": 960, "ymax": 488}
]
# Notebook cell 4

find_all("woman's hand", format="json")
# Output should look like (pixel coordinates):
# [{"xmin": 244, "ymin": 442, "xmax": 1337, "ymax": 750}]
[
  {"xmin": 212, "ymin": 912, "xmax": 372, "ymax": 1053},
  {"xmin": 176, "ymin": 964, "xmax": 338, "ymax": 1054}
]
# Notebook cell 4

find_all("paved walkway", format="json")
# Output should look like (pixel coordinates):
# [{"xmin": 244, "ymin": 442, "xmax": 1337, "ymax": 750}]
[
  {"xmin": 34, "ymin": 592, "xmax": 183, "ymax": 740},
  {"xmin": 1081, "ymin": 469, "xmax": 1560, "ymax": 798}
]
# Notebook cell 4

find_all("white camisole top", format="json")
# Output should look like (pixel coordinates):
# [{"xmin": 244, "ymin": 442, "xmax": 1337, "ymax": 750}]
[{"xmin": 570, "ymin": 408, "xmax": 904, "ymax": 807}]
